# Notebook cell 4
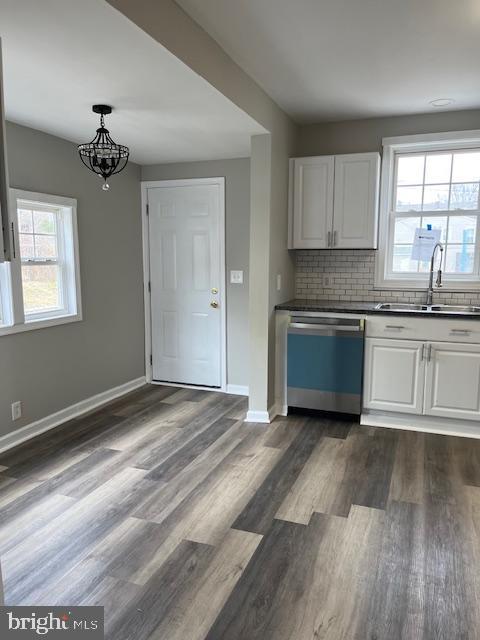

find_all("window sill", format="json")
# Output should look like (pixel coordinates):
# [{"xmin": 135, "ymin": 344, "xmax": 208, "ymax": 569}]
[
  {"xmin": 0, "ymin": 311, "xmax": 82, "ymax": 337},
  {"xmin": 374, "ymin": 282, "xmax": 480, "ymax": 292}
]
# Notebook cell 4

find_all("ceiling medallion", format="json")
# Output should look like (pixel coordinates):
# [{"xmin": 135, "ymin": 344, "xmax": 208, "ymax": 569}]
[{"xmin": 78, "ymin": 105, "xmax": 129, "ymax": 191}]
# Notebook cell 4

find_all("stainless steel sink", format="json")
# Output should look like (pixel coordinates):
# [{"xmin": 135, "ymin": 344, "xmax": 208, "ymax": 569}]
[
  {"xmin": 430, "ymin": 304, "xmax": 480, "ymax": 313},
  {"xmin": 375, "ymin": 303, "xmax": 429, "ymax": 311},
  {"xmin": 376, "ymin": 302, "xmax": 480, "ymax": 314}
]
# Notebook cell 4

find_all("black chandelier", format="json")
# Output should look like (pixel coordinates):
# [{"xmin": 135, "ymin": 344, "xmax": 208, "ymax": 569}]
[{"xmin": 78, "ymin": 105, "xmax": 129, "ymax": 191}]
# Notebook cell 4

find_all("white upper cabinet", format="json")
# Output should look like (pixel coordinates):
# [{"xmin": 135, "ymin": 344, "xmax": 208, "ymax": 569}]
[
  {"xmin": 291, "ymin": 156, "xmax": 334, "ymax": 249},
  {"xmin": 289, "ymin": 152, "xmax": 380, "ymax": 249},
  {"xmin": 333, "ymin": 153, "xmax": 380, "ymax": 248}
]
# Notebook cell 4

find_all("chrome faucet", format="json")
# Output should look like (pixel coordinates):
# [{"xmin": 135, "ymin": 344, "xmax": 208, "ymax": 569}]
[{"xmin": 426, "ymin": 242, "xmax": 444, "ymax": 305}]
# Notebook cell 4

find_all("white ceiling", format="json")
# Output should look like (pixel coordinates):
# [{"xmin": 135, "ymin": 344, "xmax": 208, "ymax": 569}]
[
  {"xmin": 176, "ymin": 0, "xmax": 480, "ymax": 123},
  {"xmin": 0, "ymin": 0, "xmax": 264, "ymax": 165}
]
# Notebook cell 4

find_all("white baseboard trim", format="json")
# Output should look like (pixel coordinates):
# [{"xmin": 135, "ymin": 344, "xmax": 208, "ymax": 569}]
[
  {"xmin": 361, "ymin": 410, "xmax": 480, "ymax": 439},
  {"xmin": 226, "ymin": 384, "xmax": 249, "ymax": 396},
  {"xmin": 245, "ymin": 403, "xmax": 278, "ymax": 424},
  {"xmin": 0, "ymin": 376, "xmax": 146, "ymax": 455},
  {"xmin": 245, "ymin": 410, "xmax": 270, "ymax": 423}
]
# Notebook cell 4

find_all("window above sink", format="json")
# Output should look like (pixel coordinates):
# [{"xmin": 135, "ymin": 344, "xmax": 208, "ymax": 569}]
[{"xmin": 376, "ymin": 130, "xmax": 480, "ymax": 291}]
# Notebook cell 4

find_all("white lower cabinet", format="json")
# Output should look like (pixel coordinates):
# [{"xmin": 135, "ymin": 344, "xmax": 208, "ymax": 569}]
[
  {"xmin": 424, "ymin": 342, "xmax": 480, "ymax": 420},
  {"xmin": 364, "ymin": 338, "xmax": 425, "ymax": 414},
  {"xmin": 364, "ymin": 337, "xmax": 480, "ymax": 422}
]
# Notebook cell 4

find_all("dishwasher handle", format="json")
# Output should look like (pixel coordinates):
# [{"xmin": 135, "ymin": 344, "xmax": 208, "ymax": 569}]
[{"xmin": 288, "ymin": 322, "xmax": 364, "ymax": 332}]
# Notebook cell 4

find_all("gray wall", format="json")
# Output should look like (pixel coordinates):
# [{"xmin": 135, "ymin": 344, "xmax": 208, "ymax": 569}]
[
  {"xmin": 297, "ymin": 108, "xmax": 480, "ymax": 156},
  {"xmin": 141, "ymin": 158, "xmax": 250, "ymax": 387},
  {"xmin": 0, "ymin": 122, "xmax": 144, "ymax": 437}
]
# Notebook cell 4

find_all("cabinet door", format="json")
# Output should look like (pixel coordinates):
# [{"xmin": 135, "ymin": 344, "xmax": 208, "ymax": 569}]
[
  {"xmin": 363, "ymin": 338, "xmax": 425, "ymax": 414},
  {"xmin": 292, "ymin": 156, "xmax": 334, "ymax": 249},
  {"xmin": 0, "ymin": 39, "xmax": 10, "ymax": 262},
  {"xmin": 424, "ymin": 342, "xmax": 480, "ymax": 421},
  {"xmin": 333, "ymin": 153, "xmax": 380, "ymax": 249}
]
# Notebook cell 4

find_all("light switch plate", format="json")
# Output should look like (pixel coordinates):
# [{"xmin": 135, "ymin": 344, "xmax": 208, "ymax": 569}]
[{"xmin": 230, "ymin": 270, "xmax": 244, "ymax": 284}]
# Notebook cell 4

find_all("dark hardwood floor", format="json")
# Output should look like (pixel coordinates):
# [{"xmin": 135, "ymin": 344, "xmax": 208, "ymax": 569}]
[{"xmin": 1, "ymin": 384, "xmax": 480, "ymax": 639}]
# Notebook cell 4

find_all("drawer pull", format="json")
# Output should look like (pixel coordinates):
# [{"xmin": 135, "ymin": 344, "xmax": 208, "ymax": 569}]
[
  {"xmin": 450, "ymin": 329, "xmax": 471, "ymax": 334},
  {"xmin": 385, "ymin": 325, "xmax": 405, "ymax": 330}
]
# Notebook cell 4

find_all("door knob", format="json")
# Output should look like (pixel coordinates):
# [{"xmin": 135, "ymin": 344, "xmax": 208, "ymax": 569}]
[{"xmin": 210, "ymin": 301, "xmax": 219, "ymax": 308}]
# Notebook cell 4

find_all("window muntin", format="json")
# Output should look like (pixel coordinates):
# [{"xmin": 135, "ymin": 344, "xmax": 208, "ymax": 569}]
[
  {"xmin": 388, "ymin": 148, "xmax": 480, "ymax": 281},
  {"xmin": 18, "ymin": 204, "xmax": 66, "ymax": 318},
  {"xmin": 0, "ymin": 190, "xmax": 81, "ymax": 336}
]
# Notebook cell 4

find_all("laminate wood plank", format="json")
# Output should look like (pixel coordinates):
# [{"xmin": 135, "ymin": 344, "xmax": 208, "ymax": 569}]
[
  {"xmin": 89, "ymin": 517, "xmax": 169, "ymax": 585},
  {"xmin": 304, "ymin": 506, "xmax": 385, "ymax": 640},
  {"xmin": 145, "ymin": 415, "xmax": 237, "ymax": 481},
  {"xmin": 2, "ymin": 467, "xmax": 157, "ymax": 603},
  {"xmin": 389, "ymin": 430, "xmax": 424, "ymax": 504},
  {"xmin": 179, "ymin": 444, "xmax": 282, "ymax": 545},
  {"xmin": 80, "ymin": 574, "xmax": 142, "ymax": 636},
  {"xmin": 1, "ymin": 383, "xmax": 480, "ymax": 637},
  {"xmin": 452, "ymin": 436, "xmax": 480, "ymax": 488},
  {"xmin": 0, "ymin": 493, "xmax": 76, "ymax": 556},
  {"xmin": 351, "ymin": 428, "xmax": 397, "ymax": 511},
  {"xmin": 132, "ymin": 396, "xmax": 244, "ymax": 470},
  {"xmin": 275, "ymin": 436, "xmax": 344, "ymax": 525},
  {"xmin": 132, "ymin": 419, "xmax": 249, "ymax": 523},
  {"xmin": 0, "ymin": 448, "xmax": 123, "ymax": 518},
  {"xmin": 147, "ymin": 528, "xmax": 262, "ymax": 640},
  {"xmin": 205, "ymin": 515, "xmax": 331, "ymax": 640},
  {"xmin": 105, "ymin": 539, "xmax": 214, "ymax": 640},
  {"xmin": 160, "ymin": 387, "xmax": 211, "ymax": 404},
  {"xmin": 262, "ymin": 417, "xmax": 305, "ymax": 450},
  {"xmin": 33, "ymin": 558, "xmax": 108, "ymax": 606},
  {"xmin": 306, "ymin": 414, "xmax": 354, "ymax": 439},
  {"xmin": 424, "ymin": 433, "xmax": 462, "ymax": 504},
  {"xmin": 459, "ymin": 485, "xmax": 480, "ymax": 632},
  {"xmin": 223, "ymin": 397, "xmax": 248, "ymax": 420},
  {"xmin": 423, "ymin": 497, "xmax": 473, "ymax": 639},
  {"xmin": 364, "ymin": 501, "xmax": 425, "ymax": 640},
  {"xmin": 232, "ymin": 419, "xmax": 324, "ymax": 534},
  {"xmin": 0, "ymin": 475, "xmax": 41, "ymax": 510}
]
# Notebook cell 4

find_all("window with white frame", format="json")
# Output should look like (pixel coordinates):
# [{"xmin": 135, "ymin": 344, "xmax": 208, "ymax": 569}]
[
  {"xmin": 377, "ymin": 132, "xmax": 480, "ymax": 289},
  {"xmin": 0, "ymin": 189, "xmax": 81, "ymax": 334}
]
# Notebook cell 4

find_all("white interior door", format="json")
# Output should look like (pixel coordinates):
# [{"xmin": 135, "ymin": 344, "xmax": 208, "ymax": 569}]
[{"xmin": 147, "ymin": 179, "xmax": 224, "ymax": 387}]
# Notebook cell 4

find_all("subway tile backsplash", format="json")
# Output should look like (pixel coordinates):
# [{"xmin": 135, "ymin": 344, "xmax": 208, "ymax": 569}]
[{"xmin": 295, "ymin": 249, "xmax": 480, "ymax": 306}]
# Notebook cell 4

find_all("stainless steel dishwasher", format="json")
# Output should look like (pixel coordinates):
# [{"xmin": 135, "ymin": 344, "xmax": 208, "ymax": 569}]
[{"xmin": 287, "ymin": 315, "xmax": 365, "ymax": 415}]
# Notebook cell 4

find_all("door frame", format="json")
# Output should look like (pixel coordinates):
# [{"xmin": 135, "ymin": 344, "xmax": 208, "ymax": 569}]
[{"xmin": 141, "ymin": 177, "xmax": 227, "ymax": 391}]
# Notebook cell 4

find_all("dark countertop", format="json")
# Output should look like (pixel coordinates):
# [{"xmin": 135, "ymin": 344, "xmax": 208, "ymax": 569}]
[{"xmin": 275, "ymin": 299, "xmax": 480, "ymax": 319}]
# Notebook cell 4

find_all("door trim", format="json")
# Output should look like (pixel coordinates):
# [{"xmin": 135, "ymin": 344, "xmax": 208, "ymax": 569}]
[{"xmin": 141, "ymin": 177, "xmax": 227, "ymax": 391}]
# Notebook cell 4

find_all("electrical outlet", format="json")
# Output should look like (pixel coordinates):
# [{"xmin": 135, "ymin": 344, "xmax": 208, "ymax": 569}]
[
  {"xmin": 323, "ymin": 274, "xmax": 333, "ymax": 289},
  {"xmin": 11, "ymin": 401, "xmax": 22, "ymax": 421},
  {"xmin": 230, "ymin": 270, "xmax": 244, "ymax": 284}
]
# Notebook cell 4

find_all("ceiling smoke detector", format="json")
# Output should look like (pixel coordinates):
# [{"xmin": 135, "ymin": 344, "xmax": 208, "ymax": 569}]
[{"xmin": 429, "ymin": 98, "xmax": 455, "ymax": 108}]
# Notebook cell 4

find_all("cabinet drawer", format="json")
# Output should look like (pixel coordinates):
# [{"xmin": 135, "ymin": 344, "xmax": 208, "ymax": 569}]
[{"xmin": 365, "ymin": 315, "xmax": 480, "ymax": 343}]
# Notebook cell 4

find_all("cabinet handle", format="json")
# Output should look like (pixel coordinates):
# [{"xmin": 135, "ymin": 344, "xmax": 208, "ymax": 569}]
[
  {"xmin": 385, "ymin": 324, "xmax": 405, "ymax": 330},
  {"xmin": 333, "ymin": 230, "xmax": 338, "ymax": 246},
  {"xmin": 11, "ymin": 222, "xmax": 16, "ymax": 259},
  {"xmin": 327, "ymin": 231, "xmax": 331, "ymax": 247},
  {"xmin": 421, "ymin": 344, "xmax": 425, "ymax": 361},
  {"xmin": 450, "ymin": 329, "xmax": 471, "ymax": 334},
  {"xmin": 427, "ymin": 344, "xmax": 432, "ymax": 361}
]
